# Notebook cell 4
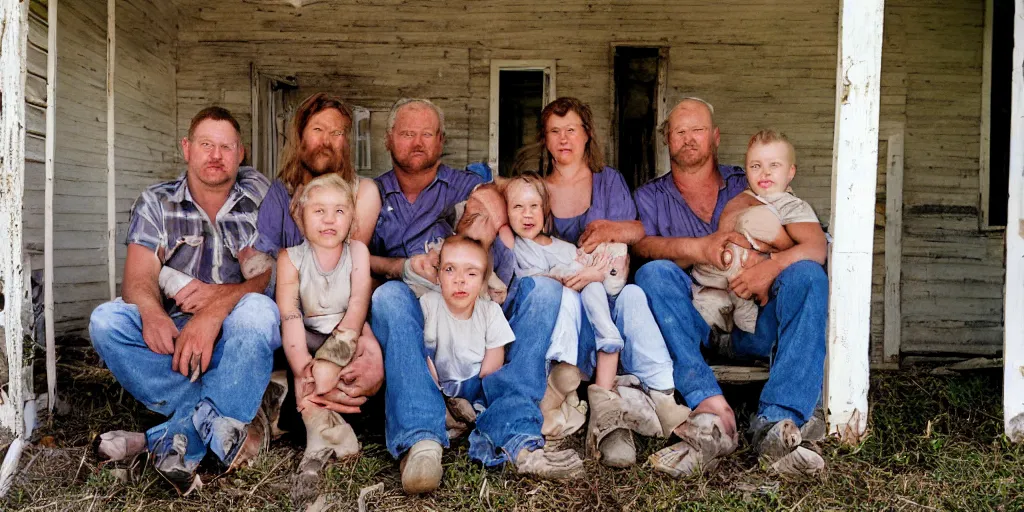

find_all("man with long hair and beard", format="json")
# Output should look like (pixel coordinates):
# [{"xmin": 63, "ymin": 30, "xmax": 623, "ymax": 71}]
[{"xmin": 253, "ymin": 93, "xmax": 385, "ymax": 477}]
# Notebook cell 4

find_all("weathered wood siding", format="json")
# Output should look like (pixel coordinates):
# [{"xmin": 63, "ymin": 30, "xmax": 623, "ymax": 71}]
[
  {"xmin": 23, "ymin": 2, "xmax": 47, "ymax": 275},
  {"xmin": 26, "ymin": 0, "xmax": 177, "ymax": 335},
  {"xmin": 160, "ymin": 0, "xmax": 1001, "ymax": 358}
]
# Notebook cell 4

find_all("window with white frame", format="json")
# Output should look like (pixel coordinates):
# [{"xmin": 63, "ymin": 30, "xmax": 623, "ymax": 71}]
[{"xmin": 488, "ymin": 60, "xmax": 557, "ymax": 177}]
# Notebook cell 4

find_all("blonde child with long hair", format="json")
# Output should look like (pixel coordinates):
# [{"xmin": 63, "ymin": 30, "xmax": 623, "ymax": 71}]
[{"xmin": 275, "ymin": 173, "xmax": 371, "ymax": 483}]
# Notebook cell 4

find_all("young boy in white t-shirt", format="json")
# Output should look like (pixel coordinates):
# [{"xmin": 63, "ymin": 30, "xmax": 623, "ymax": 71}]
[{"xmin": 420, "ymin": 234, "xmax": 515, "ymax": 437}]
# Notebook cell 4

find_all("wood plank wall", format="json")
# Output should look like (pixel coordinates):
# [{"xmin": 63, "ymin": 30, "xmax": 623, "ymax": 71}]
[
  {"xmin": 24, "ymin": 0, "xmax": 178, "ymax": 335},
  {"xmin": 168, "ymin": 0, "xmax": 1000, "ymax": 358}
]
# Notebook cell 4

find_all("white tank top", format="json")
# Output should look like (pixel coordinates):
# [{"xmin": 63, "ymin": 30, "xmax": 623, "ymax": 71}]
[{"xmin": 286, "ymin": 240, "xmax": 353, "ymax": 334}]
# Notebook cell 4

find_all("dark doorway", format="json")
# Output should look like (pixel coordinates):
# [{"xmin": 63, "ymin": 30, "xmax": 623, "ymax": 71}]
[
  {"xmin": 498, "ymin": 70, "xmax": 545, "ymax": 177},
  {"xmin": 614, "ymin": 47, "xmax": 661, "ymax": 191},
  {"xmin": 987, "ymin": 0, "xmax": 1014, "ymax": 227}
]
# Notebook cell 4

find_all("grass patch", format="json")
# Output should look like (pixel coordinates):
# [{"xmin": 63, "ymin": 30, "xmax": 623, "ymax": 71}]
[{"xmin": 4, "ymin": 349, "xmax": 1024, "ymax": 511}]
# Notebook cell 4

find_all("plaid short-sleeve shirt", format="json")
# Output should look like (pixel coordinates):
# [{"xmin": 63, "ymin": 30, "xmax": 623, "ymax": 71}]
[{"xmin": 126, "ymin": 166, "xmax": 270, "ymax": 285}]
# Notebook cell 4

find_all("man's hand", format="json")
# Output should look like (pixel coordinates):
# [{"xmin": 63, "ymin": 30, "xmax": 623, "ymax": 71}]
[
  {"xmin": 289, "ymin": 184, "xmax": 306, "ymax": 237},
  {"xmin": 578, "ymin": 219, "xmax": 619, "ymax": 253},
  {"xmin": 337, "ymin": 327, "xmax": 385, "ymax": 399},
  {"xmin": 173, "ymin": 280, "xmax": 224, "ymax": 314},
  {"xmin": 409, "ymin": 251, "xmax": 440, "ymax": 284},
  {"xmin": 729, "ymin": 257, "xmax": 782, "ymax": 307},
  {"xmin": 700, "ymin": 231, "xmax": 751, "ymax": 270},
  {"xmin": 306, "ymin": 390, "xmax": 368, "ymax": 415},
  {"xmin": 171, "ymin": 309, "xmax": 224, "ymax": 378},
  {"xmin": 139, "ymin": 306, "xmax": 178, "ymax": 355}
]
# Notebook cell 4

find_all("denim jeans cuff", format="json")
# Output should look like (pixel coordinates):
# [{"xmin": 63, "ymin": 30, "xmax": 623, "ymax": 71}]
[
  {"xmin": 756, "ymin": 405, "xmax": 806, "ymax": 426},
  {"xmin": 392, "ymin": 431, "xmax": 448, "ymax": 460},
  {"xmin": 502, "ymin": 433, "xmax": 543, "ymax": 466}
]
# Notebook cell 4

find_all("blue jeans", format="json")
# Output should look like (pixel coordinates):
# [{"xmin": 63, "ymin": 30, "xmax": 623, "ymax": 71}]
[
  {"xmin": 576, "ymin": 284, "xmax": 676, "ymax": 391},
  {"xmin": 635, "ymin": 260, "xmax": 827, "ymax": 425},
  {"xmin": 88, "ymin": 293, "xmax": 281, "ymax": 467},
  {"xmin": 371, "ymin": 276, "xmax": 560, "ymax": 466}
]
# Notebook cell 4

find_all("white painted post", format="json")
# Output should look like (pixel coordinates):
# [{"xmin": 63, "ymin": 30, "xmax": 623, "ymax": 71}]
[
  {"xmin": 106, "ymin": 0, "xmax": 116, "ymax": 300},
  {"xmin": 1002, "ymin": 0, "xmax": 1024, "ymax": 442},
  {"xmin": 824, "ymin": 0, "xmax": 885, "ymax": 443},
  {"xmin": 0, "ymin": 0, "xmax": 29, "ymax": 437},
  {"xmin": 44, "ymin": 0, "xmax": 58, "ymax": 413}
]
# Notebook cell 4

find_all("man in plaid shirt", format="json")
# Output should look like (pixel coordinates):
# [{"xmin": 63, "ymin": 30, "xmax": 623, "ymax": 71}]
[{"xmin": 89, "ymin": 107, "xmax": 280, "ymax": 494}]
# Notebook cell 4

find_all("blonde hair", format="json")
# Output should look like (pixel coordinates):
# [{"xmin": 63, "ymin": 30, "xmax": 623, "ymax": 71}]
[
  {"xmin": 297, "ymin": 173, "xmax": 358, "ymax": 240},
  {"xmin": 278, "ymin": 93, "xmax": 355, "ymax": 196},
  {"xmin": 747, "ymin": 129, "xmax": 796, "ymax": 164},
  {"xmin": 504, "ymin": 171, "xmax": 553, "ymax": 235}
]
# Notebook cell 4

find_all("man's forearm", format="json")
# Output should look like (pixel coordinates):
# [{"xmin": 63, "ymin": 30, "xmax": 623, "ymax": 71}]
[
  {"xmin": 370, "ymin": 255, "xmax": 405, "ymax": 281},
  {"xmin": 123, "ymin": 279, "xmax": 165, "ymax": 314},
  {"xmin": 633, "ymin": 236, "xmax": 701, "ymax": 268},
  {"xmin": 208, "ymin": 271, "xmax": 271, "ymax": 318}
]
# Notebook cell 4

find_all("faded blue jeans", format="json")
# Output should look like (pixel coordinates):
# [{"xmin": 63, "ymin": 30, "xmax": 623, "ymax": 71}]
[
  {"xmin": 576, "ymin": 284, "xmax": 676, "ymax": 391},
  {"xmin": 635, "ymin": 260, "xmax": 827, "ymax": 426},
  {"xmin": 371, "ymin": 276, "xmax": 560, "ymax": 466},
  {"xmin": 89, "ymin": 293, "xmax": 281, "ymax": 467}
]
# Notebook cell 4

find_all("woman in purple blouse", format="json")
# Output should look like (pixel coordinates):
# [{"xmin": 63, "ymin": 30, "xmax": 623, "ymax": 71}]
[{"xmin": 529, "ymin": 97, "xmax": 685, "ymax": 468}]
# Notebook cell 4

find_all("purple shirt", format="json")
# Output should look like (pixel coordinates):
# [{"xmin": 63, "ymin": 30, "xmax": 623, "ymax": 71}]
[
  {"xmin": 634, "ymin": 164, "xmax": 747, "ymax": 238},
  {"xmin": 551, "ymin": 167, "xmax": 638, "ymax": 245},
  {"xmin": 371, "ymin": 164, "xmax": 482, "ymax": 258},
  {"xmin": 254, "ymin": 180, "xmax": 303, "ymax": 257}
]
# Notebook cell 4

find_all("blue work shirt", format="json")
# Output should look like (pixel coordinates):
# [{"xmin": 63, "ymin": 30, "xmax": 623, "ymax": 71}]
[{"xmin": 634, "ymin": 164, "xmax": 748, "ymax": 238}]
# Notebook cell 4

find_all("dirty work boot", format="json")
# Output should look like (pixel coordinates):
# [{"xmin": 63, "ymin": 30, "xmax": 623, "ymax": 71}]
[
  {"xmin": 400, "ymin": 440, "xmax": 443, "ymax": 494},
  {"xmin": 294, "ymin": 406, "xmax": 360, "ymax": 503},
  {"xmin": 443, "ymin": 396, "xmax": 476, "ymax": 440},
  {"xmin": 799, "ymin": 408, "xmax": 827, "ymax": 443},
  {"xmin": 586, "ymin": 385, "xmax": 635, "ymax": 468},
  {"xmin": 514, "ymin": 447, "xmax": 585, "ymax": 480},
  {"xmin": 263, "ymin": 370, "xmax": 290, "ymax": 439},
  {"xmin": 151, "ymin": 433, "xmax": 200, "ymax": 496},
  {"xmin": 751, "ymin": 419, "xmax": 824, "ymax": 476},
  {"xmin": 649, "ymin": 413, "xmax": 737, "ymax": 478},
  {"xmin": 539, "ymin": 363, "xmax": 587, "ymax": 440},
  {"xmin": 613, "ymin": 375, "xmax": 665, "ymax": 438}
]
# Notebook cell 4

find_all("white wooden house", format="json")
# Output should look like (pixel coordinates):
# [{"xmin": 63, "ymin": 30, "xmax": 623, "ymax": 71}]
[{"xmin": 0, "ymin": 0, "xmax": 1021, "ymax": 447}]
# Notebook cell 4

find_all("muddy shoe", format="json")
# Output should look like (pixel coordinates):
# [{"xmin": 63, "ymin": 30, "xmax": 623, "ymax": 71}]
[
  {"xmin": 800, "ymin": 409, "xmax": 827, "ymax": 443},
  {"xmin": 770, "ymin": 446, "xmax": 825, "ymax": 476},
  {"xmin": 648, "ymin": 389, "xmax": 691, "ymax": 438},
  {"xmin": 302, "ymin": 406, "xmax": 360, "ymax": 460},
  {"xmin": 515, "ymin": 447, "xmax": 584, "ymax": 480},
  {"xmin": 753, "ymin": 419, "xmax": 802, "ymax": 462},
  {"xmin": 649, "ymin": 413, "xmax": 737, "ymax": 478},
  {"xmin": 192, "ymin": 400, "xmax": 260, "ymax": 473},
  {"xmin": 152, "ymin": 434, "xmax": 199, "ymax": 496},
  {"xmin": 586, "ymin": 385, "xmax": 635, "ymax": 468},
  {"xmin": 539, "ymin": 363, "xmax": 587, "ymax": 440},
  {"xmin": 444, "ymin": 396, "xmax": 477, "ymax": 425},
  {"xmin": 96, "ymin": 430, "xmax": 147, "ymax": 462},
  {"xmin": 400, "ymin": 440, "xmax": 443, "ymax": 494}
]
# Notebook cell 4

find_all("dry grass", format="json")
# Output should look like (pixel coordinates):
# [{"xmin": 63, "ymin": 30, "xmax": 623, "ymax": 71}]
[{"xmin": 3, "ymin": 346, "xmax": 1023, "ymax": 511}]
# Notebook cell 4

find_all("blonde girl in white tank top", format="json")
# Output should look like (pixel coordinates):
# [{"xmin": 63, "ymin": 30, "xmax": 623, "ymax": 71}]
[{"xmin": 275, "ymin": 173, "xmax": 372, "ymax": 480}]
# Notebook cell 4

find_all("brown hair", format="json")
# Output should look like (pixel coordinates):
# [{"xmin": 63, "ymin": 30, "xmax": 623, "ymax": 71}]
[
  {"xmin": 278, "ymin": 93, "xmax": 355, "ymax": 195},
  {"xmin": 440, "ymin": 234, "xmax": 492, "ymax": 282},
  {"xmin": 514, "ymin": 97, "xmax": 606, "ymax": 175},
  {"xmin": 747, "ymin": 129, "xmax": 796, "ymax": 164},
  {"xmin": 504, "ymin": 171, "xmax": 553, "ymax": 235},
  {"xmin": 188, "ymin": 106, "xmax": 241, "ymax": 140}
]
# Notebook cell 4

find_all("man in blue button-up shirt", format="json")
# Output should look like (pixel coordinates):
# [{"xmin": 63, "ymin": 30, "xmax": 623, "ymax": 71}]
[
  {"xmin": 634, "ymin": 98, "xmax": 827, "ymax": 478},
  {"xmin": 368, "ymin": 99, "xmax": 583, "ymax": 494}
]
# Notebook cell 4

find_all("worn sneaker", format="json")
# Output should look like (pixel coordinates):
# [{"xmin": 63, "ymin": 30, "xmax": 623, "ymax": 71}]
[
  {"xmin": 514, "ymin": 447, "xmax": 585, "ymax": 480},
  {"xmin": 192, "ymin": 400, "xmax": 252, "ymax": 472},
  {"xmin": 649, "ymin": 413, "xmax": 737, "ymax": 478},
  {"xmin": 400, "ymin": 440, "xmax": 443, "ymax": 494},
  {"xmin": 586, "ymin": 384, "xmax": 636, "ymax": 468}
]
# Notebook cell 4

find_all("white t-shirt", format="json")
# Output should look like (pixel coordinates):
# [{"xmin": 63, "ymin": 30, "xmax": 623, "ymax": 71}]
[
  {"xmin": 420, "ymin": 291, "xmax": 516, "ymax": 385},
  {"xmin": 513, "ymin": 236, "xmax": 582, "ymax": 279}
]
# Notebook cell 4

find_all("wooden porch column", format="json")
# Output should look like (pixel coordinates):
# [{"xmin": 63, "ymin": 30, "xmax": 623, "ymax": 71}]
[
  {"xmin": 824, "ymin": 0, "xmax": 885, "ymax": 442},
  {"xmin": 0, "ymin": 0, "xmax": 29, "ymax": 437},
  {"xmin": 1003, "ymin": 0, "xmax": 1024, "ymax": 442}
]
